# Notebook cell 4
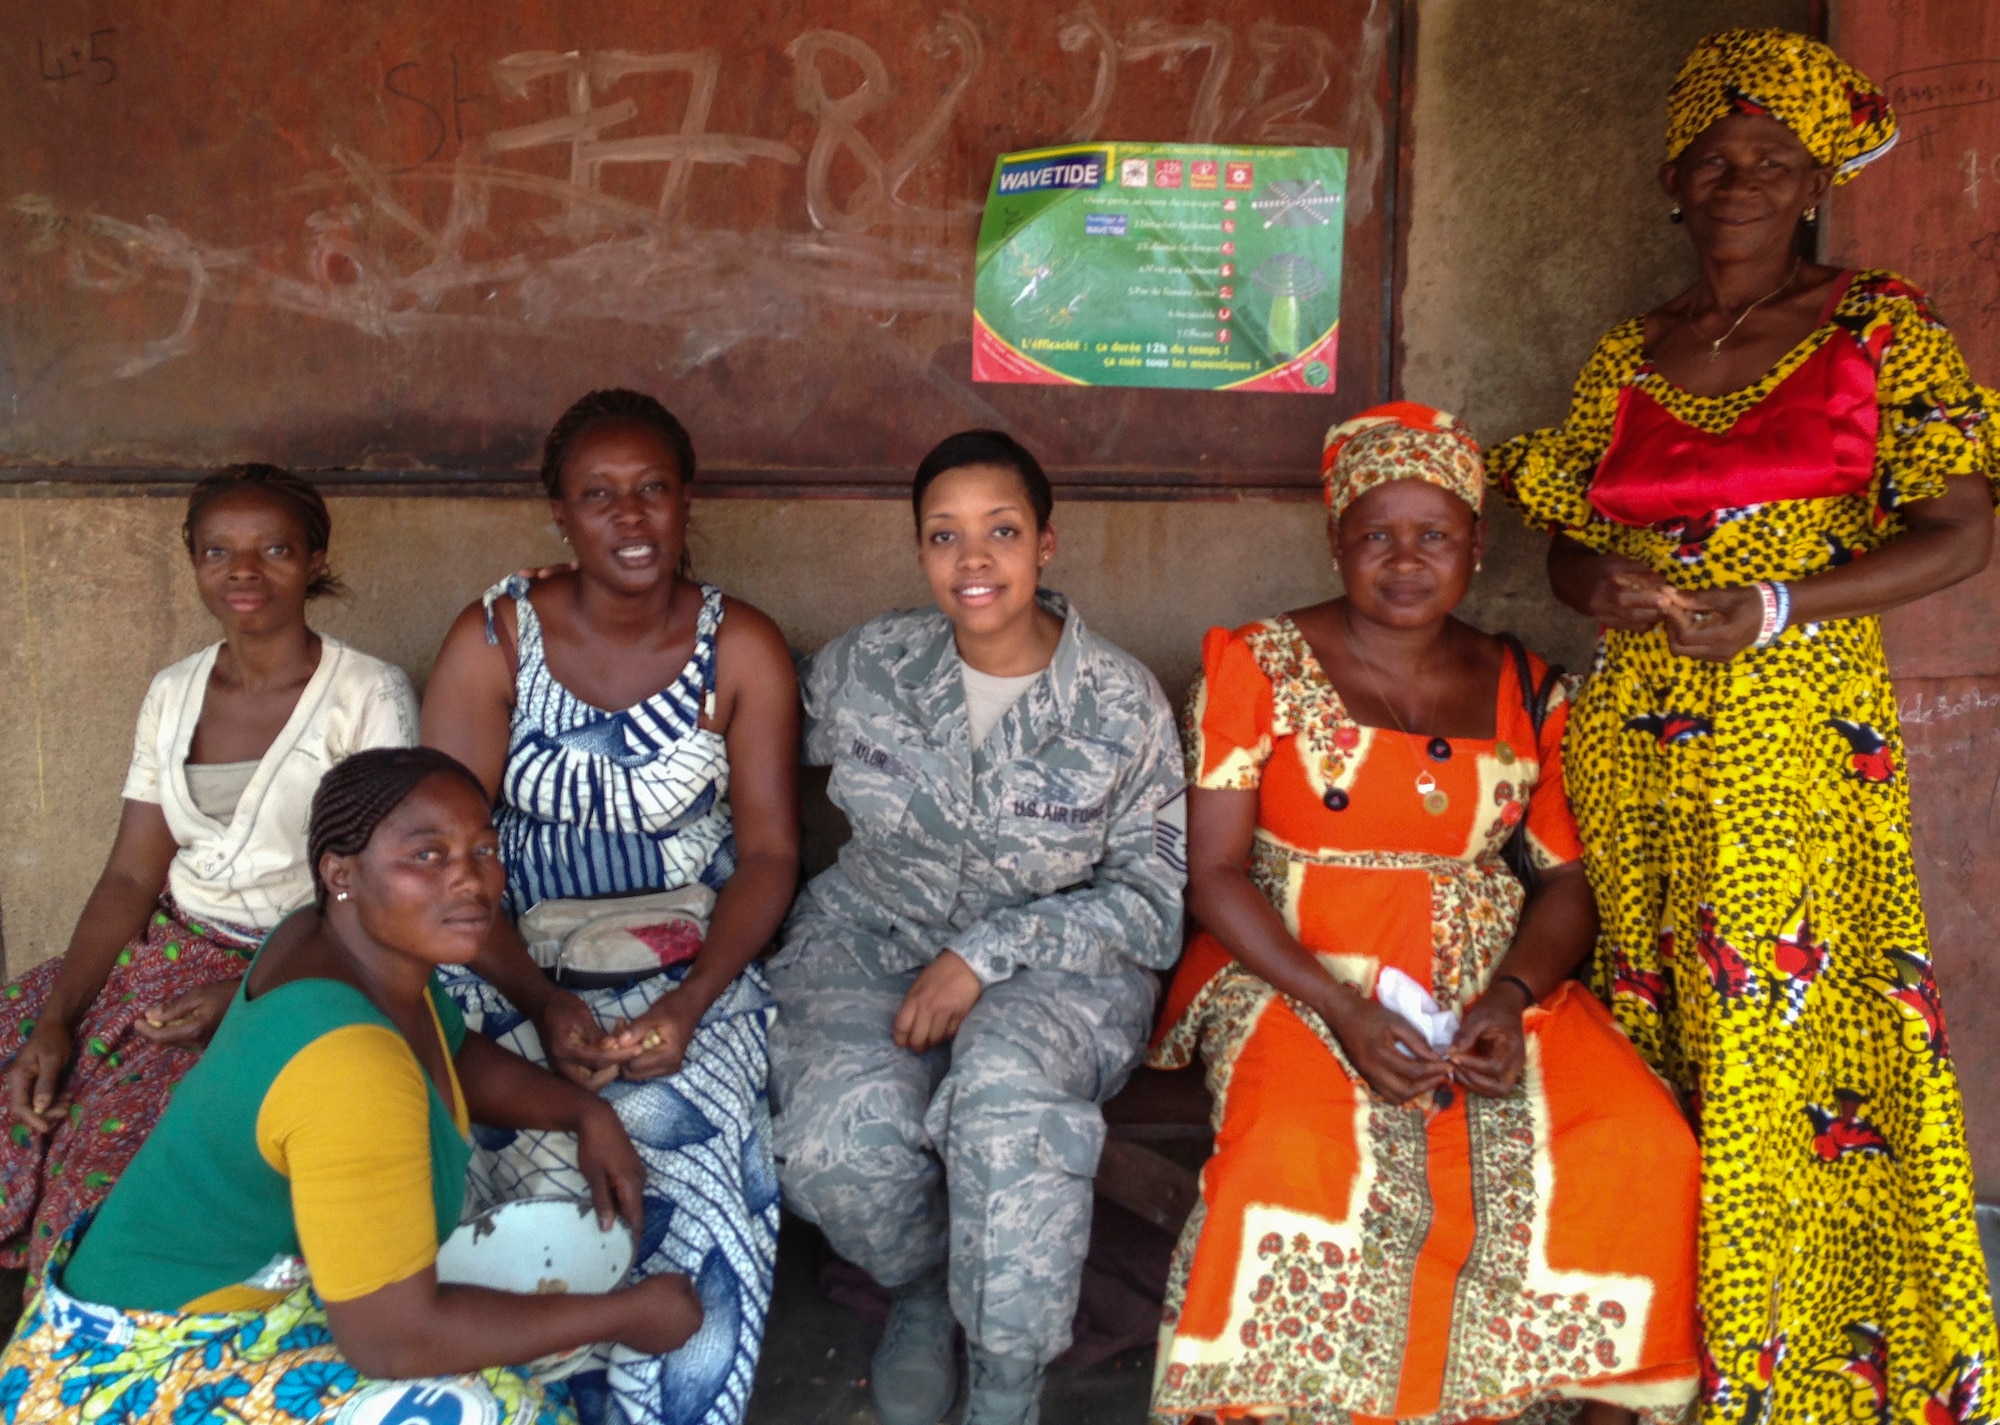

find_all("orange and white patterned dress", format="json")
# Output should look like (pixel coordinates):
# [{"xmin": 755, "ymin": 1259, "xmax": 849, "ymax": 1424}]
[{"xmin": 1148, "ymin": 617, "xmax": 1702, "ymax": 1425}]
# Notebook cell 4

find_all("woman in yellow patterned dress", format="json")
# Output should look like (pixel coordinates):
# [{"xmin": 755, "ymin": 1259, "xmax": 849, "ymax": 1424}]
[{"xmin": 1491, "ymin": 29, "xmax": 1999, "ymax": 1425}]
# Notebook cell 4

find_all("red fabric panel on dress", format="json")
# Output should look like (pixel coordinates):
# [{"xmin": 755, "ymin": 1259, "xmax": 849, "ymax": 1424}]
[{"xmin": 1587, "ymin": 334, "xmax": 1879, "ymax": 527}]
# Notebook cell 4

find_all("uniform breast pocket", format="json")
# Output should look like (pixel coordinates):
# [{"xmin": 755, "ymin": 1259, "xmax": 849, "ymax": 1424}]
[
  {"xmin": 992, "ymin": 756, "xmax": 1117, "ymax": 895},
  {"xmin": 828, "ymin": 731, "xmax": 925, "ymax": 843}
]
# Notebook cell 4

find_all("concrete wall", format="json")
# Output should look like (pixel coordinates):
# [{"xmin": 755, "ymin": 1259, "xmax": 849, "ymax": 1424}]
[
  {"xmin": 0, "ymin": 0, "xmax": 1808, "ymax": 972},
  {"xmin": 0, "ymin": 494, "xmax": 1350, "ymax": 965}
]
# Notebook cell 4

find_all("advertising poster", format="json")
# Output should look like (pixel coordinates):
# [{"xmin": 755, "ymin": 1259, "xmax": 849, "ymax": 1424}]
[{"xmin": 971, "ymin": 141, "xmax": 1347, "ymax": 393}]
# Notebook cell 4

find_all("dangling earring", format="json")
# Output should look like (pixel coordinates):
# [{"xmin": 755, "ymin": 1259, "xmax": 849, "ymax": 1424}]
[
  {"xmin": 1803, "ymin": 206, "xmax": 1818, "ymax": 223},
  {"xmin": 1669, "ymin": 204, "xmax": 1684, "ymax": 224}
]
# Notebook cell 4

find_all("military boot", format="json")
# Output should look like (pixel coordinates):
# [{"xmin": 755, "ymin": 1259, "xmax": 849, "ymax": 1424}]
[
  {"xmin": 869, "ymin": 1271, "xmax": 957, "ymax": 1425},
  {"xmin": 962, "ymin": 1344, "xmax": 1043, "ymax": 1425}
]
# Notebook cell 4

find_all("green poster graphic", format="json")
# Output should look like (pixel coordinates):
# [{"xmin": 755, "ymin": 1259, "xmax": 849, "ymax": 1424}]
[{"xmin": 971, "ymin": 142, "xmax": 1347, "ymax": 393}]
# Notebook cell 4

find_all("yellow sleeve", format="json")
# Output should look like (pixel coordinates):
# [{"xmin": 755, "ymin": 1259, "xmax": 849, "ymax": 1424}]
[
  {"xmin": 1487, "ymin": 325, "xmax": 1638, "ymax": 547},
  {"xmin": 1860, "ymin": 278, "xmax": 1997, "ymax": 512},
  {"xmin": 1986, "ymin": 386, "xmax": 2000, "ymax": 499},
  {"xmin": 256, "ymin": 1024, "xmax": 441, "ymax": 1303}
]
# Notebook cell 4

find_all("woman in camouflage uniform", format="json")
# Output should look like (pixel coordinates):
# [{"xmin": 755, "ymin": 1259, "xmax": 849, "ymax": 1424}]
[{"xmin": 768, "ymin": 430, "xmax": 1188, "ymax": 1425}]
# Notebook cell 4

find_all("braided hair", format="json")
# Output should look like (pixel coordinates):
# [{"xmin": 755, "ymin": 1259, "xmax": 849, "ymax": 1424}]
[
  {"xmin": 182, "ymin": 463, "xmax": 343, "ymax": 599},
  {"xmin": 539, "ymin": 389, "xmax": 697, "ymax": 498},
  {"xmin": 307, "ymin": 747, "xmax": 489, "ymax": 909}
]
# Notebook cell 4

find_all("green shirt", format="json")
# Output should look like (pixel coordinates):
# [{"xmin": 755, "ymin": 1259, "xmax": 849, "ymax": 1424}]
[{"xmin": 63, "ymin": 967, "xmax": 471, "ymax": 1313}]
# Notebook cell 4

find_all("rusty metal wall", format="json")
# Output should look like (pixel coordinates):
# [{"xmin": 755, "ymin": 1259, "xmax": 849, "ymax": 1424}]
[
  {"xmin": 0, "ymin": 0, "xmax": 1401, "ymax": 495},
  {"xmin": 1829, "ymin": 0, "xmax": 2000, "ymax": 1192}
]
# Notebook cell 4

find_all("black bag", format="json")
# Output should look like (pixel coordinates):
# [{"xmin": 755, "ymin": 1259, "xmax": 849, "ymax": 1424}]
[{"xmin": 1496, "ymin": 633, "xmax": 1565, "ymax": 893}]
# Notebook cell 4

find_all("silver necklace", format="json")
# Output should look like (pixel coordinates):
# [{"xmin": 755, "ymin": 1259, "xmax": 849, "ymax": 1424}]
[
  {"xmin": 1341, "ymin": 608, "xmax": 1451, "ymax": 815},
  {"xmin": 1704, "ymin": 257, "xmax": 1801, "ymax": 362}
]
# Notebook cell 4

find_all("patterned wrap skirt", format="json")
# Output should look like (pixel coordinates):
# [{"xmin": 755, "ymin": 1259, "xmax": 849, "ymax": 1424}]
[
  {"xmin": 0, "ymin": 1217, "xmax": 571, "ymax": 1425},
  {"xmin": 0, "ymin": 897, "xmax": 259, "ymax": 1272},
  {"xmin": 438, "ymin": 961, "xmax": 779, "ymax": 1425}
]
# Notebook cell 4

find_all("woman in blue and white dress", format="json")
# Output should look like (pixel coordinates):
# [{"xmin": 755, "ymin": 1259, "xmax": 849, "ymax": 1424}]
[{"xmin": 423, "ymin": 389, "xmax": 801, "ymax": 1425}]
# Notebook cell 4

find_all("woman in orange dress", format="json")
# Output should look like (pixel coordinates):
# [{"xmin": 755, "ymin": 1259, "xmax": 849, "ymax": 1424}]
[{"xmin": 1148, "ymin": 403, "xmax": 1702, "ymax": 1425}]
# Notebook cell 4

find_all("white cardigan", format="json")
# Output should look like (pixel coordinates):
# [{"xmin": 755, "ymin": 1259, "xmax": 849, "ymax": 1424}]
[{"xmin": 120, "ymin": 637, "xmax": 419, "ymax": 932}]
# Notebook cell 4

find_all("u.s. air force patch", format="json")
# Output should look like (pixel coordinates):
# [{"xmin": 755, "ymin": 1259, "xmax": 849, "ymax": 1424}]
[{"xmin": 1007, "ymin": 797, "xmax": 1107, "ymax": 827}]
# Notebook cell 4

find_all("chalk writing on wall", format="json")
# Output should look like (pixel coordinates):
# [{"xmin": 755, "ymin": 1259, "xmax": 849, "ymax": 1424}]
[
  {"xmin": 34, "ymin": 28, "xmax": 114, "ymax": 86},
  {"xmin": 1835, "ymin": 0, "xmax": 2000, "ymax": 1195},
  {"xmin": 1862, "ymin": 52, "xmax": 2000, "ymax": 366},
  {"xmin": 0, "ymin": 0, "xmax": 1398, "ymax": 490}
]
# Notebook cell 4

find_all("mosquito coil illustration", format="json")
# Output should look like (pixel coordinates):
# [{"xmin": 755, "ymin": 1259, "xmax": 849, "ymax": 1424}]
[{"xmin": 1249, "ymin": 253, "xmax": 1330, "ymax": 358}]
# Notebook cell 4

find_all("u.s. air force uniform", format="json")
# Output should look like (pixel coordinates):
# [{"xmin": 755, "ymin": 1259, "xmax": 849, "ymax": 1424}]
[{"xmin": 768, "ymin": 592, "xmax": 1187, "ymax": 1365}]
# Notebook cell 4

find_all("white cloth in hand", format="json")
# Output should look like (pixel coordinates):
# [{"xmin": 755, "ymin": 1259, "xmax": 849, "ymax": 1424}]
[{"xmin": 1374, "ymin": 966, "xmax": 1461, "ymax": 1054}]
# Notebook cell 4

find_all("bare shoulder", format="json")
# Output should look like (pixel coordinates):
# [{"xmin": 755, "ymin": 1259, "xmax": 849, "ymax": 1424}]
[
  {"xmin": 1796, "ymin": 262, "xmax": 1848, "ymax": 307},
  {"xmin": 1451, "ymin": 618, "xmax": 1512, "ymax": 664},
  {"xmin": 1283, "ymin": 599, "xmax": 1341, "ymax": 638},
  {"xmin": 439, "ymin": 595, "xmax": 507, "ymax": 652},
  {"xmin": 425, "ymin": 595, "xmax": 515, "ymax": 708},
  {"xmin": 715, "ymin": 595, "xmax": 799, "ymax": 692},
  {"xmin": 244, "ymin": 910, "xmax": 348, "ymax": 997},
  {"xmin": 1638, "ymin": 298, "xmax": 1683, "ymax": 352},
  {"xmin": 1281, "ymin": 600, "xmax": 1345, "ymax": 666},
  {"xmin": 1448, "ymin": 620, "xmax": 1515, "ymax": 706}
]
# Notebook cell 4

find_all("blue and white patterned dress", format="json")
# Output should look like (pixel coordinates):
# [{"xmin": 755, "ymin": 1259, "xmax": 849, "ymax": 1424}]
[{"xmin": 438, "ymin": 575, "xmax": 778, "ymax": 1425}]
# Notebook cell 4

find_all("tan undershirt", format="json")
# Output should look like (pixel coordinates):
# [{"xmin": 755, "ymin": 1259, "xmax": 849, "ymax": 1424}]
[
  {"xmin": 962, "ymin": 665, "xmax": 1042, "ymax": 747},
  {"xmin": 183, "ymin": 760, "xmax": 259, "ymax": 824}
]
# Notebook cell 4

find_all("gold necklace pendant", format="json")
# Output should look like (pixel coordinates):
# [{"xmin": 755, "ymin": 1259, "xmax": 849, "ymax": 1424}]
[
  {"xmin": 1703, "ymin": 257, "xmax": 1801, "ymax": 363},
  {"xmin": 1338, "ymin": 609, "xmax": 1455, "ymax": 814}
]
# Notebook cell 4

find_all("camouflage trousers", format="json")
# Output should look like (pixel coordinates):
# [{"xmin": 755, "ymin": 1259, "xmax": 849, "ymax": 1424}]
[{"xmin": 767, "ymin": 945, "xmax": 1157, "ymax": 1363}]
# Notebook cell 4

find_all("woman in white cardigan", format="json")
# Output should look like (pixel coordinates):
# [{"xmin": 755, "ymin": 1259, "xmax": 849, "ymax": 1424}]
[{"xmin": 0, "ymin": 464, "xmax": 417, "ymax": 1273}]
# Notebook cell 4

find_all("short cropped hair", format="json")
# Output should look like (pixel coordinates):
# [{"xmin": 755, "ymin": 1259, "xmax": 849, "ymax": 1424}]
[{"xmin": 911, "ymin": 430, "xmax": 1054, "ymax": 531}]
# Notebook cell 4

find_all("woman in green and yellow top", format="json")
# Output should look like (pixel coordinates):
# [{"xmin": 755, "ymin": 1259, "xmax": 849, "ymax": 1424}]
[{"xmin": 0, "ymin": 747, "xmax": 703, "ymax": 1425}]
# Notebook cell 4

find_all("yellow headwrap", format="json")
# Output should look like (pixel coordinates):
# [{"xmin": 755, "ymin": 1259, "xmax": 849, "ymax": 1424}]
[
  {"xmin": 1321, "ymin": 402, "xmax": 1485, "ymax": 521},
  {"xmin": 1665, "ymin": 29, "xmax": 1897, "ymax": 184}
]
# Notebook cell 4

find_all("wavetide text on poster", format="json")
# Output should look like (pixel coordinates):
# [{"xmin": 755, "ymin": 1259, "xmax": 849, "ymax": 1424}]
[{"xmin": 971, "ymin": 141, "xmax": 1347, "ymax": 393}]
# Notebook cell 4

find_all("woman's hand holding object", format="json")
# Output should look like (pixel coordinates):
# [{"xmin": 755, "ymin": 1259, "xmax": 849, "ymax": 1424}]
[
  {"xmin": 603, "ymin": 993, "xmax": 704, "ymax": 1081},
  {"xmin": 132, "ymin": 979, "xmax": 240, "ymax": 1050},
  {"xmin": 537, "ymin": 989, "xmax": 624, "ymax": 1092},
  {"xmin": 1321, "ymin": 987, "xmax": 1451, "ymax": 1106},
  {"xmin": 1447, "ymin": 986, "xmax": 1530, "ymax": 1098}
]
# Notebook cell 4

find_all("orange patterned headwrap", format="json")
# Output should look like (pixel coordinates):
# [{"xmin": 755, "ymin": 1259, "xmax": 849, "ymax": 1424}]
[
  {"xmin": 1665, "ymin": 29, "xmax": 1897, "ymax": 184},
  {"xmin": 1321, "ymin": 401, "xmax": 1485, "ymax": 521}
]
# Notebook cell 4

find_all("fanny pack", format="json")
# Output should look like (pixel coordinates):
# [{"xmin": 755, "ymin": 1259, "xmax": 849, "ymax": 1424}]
[{"xmin": 519, "ymin": 887, "xmax": 715, "ymax": 991}]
